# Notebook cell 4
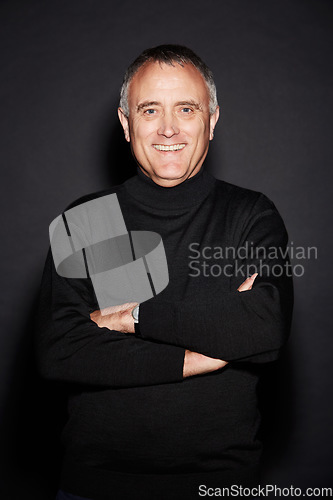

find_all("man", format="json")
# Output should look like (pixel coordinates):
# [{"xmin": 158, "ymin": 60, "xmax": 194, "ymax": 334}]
[{"xmin": 35, "ymin": 45, "xmax": 293, "ymax": 500}]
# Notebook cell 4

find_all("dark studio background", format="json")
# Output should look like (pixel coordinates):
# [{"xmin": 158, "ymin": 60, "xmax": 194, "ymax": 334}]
[{"xmin": 0, "ymin": 0, "xmax": 332, "ymax": 498}]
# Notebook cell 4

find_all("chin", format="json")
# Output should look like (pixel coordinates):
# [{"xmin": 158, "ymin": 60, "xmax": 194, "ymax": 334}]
[{"xmin": 153, "ymin": 164, "xmax": 189, "ymax": 181}]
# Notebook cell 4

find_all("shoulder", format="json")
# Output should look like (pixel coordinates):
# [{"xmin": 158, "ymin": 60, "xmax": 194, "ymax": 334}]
[
  {"xmin": 212, "ymin": 177, "xmax": 287, "ymax": 242},
  {"xmin": 64, "ymin": 184, "xmax": 125, "ymax": 212},
  {"xmin": 214, "ymin": 177, "xmax": 279, "ymax": 217}
]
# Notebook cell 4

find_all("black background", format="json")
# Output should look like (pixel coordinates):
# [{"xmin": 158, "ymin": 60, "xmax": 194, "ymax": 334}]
[{"xmin": 0, "ymin": 0, "xmax": 332, "ymax": 498}]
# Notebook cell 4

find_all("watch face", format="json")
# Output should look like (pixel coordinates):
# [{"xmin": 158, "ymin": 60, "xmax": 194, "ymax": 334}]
[{"xmin": 132, "ymin": 305, "xmax": 139, "ymax": 322}]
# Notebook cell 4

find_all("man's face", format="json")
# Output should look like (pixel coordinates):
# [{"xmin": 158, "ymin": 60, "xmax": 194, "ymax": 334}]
[{"xmin": 118, "ymin": 61, "xmax": 219, "ymax": 187}]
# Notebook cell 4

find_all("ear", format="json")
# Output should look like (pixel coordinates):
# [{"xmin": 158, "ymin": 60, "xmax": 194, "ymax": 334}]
[
  {"xmin": 118, "ymin": 108, "xmax": 130, "ymax": 142},
  {"xmin": 209, "ymin": 106, "xmax": 220, "ymax": 140}
]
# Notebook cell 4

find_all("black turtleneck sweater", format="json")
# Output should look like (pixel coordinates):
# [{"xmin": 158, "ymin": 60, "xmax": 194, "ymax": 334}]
[{"xmin": 35, "ymin": 167, "xmax": 293, "ymax": 500}]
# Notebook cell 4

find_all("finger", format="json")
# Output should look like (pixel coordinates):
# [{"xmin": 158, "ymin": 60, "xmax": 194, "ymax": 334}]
[
  {"xmin": 237, "ymin": 273, "xmax": 258, "ymax": 292},
  {"xmin": 237, "ymin": 277, "xmax": 251, "ymax": 292},
  {"xmin": 237, "ymin": 276, "xmax": 252, "ymax": 292}
]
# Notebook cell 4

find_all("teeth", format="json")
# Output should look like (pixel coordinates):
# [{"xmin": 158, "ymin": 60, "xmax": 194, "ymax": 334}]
[{"xmin": 153, "ymin": 144, "xmax": 186, "ymax": 151}]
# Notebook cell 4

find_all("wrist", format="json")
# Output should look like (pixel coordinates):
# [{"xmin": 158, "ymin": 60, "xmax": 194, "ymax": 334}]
[
  {"xmin": 183, "ymin": 350, "xmax": 194, "ymax": 378},
  {"xmin": 131, "ymin": 304, "xmax": 140, "ymax": 323}
]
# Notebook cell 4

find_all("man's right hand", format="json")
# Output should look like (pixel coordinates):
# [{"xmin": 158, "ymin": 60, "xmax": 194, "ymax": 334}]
[
  {"xmin": 183, "ymin": 273, "xmax": 258, "ymax": 378},
  {"xmin": 237, "ymin": 273, "xmax": 258, "ymax": 292}
]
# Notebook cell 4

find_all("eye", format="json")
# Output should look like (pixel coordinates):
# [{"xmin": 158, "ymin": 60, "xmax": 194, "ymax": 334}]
[
  {"xmin": 144, "ymin": 109, "xmax": 156, "ymax": 115},
  {"xmin": 179, "ymin": 106, "xmax": 194, "ymax": 116}
]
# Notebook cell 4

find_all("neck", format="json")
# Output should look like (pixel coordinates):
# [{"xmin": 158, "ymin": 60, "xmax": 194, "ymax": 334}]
[{"xmin": 123, "ymin": 164, "xmax": 216, "ymax": 211}]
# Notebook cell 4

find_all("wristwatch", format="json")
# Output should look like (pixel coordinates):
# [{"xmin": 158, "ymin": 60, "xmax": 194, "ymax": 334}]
[{"xmin": 131, "ymin": 305, "xmax": 140, "ymax": 323}]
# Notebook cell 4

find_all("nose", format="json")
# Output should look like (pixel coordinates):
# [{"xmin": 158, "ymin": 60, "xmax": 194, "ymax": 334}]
[{"xmin": 157, "ymin": 112, "xmax": 180, "ymax": 137}]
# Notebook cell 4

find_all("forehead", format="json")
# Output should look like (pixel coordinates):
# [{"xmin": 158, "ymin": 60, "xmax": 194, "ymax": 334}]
[{"xmin": 128, "ymin": 61, "xmax": 209, "ymax": 106}]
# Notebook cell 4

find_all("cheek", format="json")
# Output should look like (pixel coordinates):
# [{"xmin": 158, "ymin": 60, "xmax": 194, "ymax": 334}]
[
  {"xmin": 132, "ymin": 119, "xmax": 156, "ymax": 142},
  {"xmin": 185, "ymin": 119, "xmax": 209, "ymax": 143}
]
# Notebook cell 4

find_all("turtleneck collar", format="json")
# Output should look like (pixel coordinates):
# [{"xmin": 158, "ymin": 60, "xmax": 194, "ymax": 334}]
[{"xmin": 123, "ymin": 166, "xmax": 216, "ymax": 210}]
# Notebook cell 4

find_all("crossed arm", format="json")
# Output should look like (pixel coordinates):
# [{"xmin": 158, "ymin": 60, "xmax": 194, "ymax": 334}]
[
  {"xmin": 90, "ymin": 274, "xmax": 258, "ymax": 378},
  {"xmin": 88, "ymin": 207, "xmax": 293, "ymax": 373},
  {"xmin": 35, "ymin": 248, "xmax": 260, "ymax": 388},
  {"xmin": 36, "ymin": 198, "xmax": 293, "ymax": 388}
]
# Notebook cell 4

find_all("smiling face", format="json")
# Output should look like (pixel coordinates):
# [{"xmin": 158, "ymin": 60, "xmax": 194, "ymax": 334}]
[{"xmin": 118, "ymin": 61, "xmax": 219, "ymax": 187}]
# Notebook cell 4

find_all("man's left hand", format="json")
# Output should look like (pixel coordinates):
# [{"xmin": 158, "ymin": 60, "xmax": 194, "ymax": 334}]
[{"xmin": 90, "ymin": 302, "xmax": 138, "ymax": 333}]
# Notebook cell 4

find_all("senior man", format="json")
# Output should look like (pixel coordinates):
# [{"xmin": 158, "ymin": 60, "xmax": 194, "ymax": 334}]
[{"xmin": 35, "ymin": 45, "xmax": 293, "ymax": 500}]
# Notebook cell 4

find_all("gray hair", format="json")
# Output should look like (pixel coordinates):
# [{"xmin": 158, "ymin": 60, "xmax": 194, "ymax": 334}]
[{"xmin": 119, "ymin": 44, "xmax": 218, "ymax": 117}]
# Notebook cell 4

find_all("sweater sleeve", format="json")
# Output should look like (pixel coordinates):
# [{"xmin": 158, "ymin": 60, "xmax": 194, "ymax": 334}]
[
  {"xmin": 137, "ymin": 197, "xmax": 294, "ymax": 363},
  {"xmin": 34, "ymin": 248, "xmax": 185, "ymax": 388}
]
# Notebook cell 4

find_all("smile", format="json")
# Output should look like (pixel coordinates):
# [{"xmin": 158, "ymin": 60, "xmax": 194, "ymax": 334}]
[{"xmin": 152, "ymin": 144, "xmax": 186, "ymax": 151}]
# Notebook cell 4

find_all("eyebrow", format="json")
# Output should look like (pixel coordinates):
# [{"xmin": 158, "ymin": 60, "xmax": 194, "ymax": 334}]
[
  {"xmin": 136, "ymin": 101, "xmax": 161, "ymax": 112},
  {"xmin": 136, "ymin": 99, "xmax": 203, "ymax": 112},
  {"xmin": 175, "ymin": 100, "xmax": 202, "ymax": 110}
]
